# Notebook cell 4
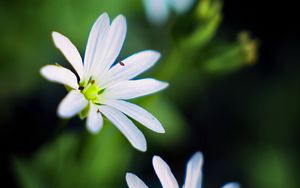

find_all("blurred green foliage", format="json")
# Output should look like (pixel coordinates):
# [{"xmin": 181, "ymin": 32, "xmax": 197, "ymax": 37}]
[{"xmin": 14, "ymin": 122, "xmax": 132, "ymax": 188}]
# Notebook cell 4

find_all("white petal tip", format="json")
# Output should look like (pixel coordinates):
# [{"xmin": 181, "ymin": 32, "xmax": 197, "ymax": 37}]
[
  {"xmin": 133, "ymin": 133, "xmax": 147, "ymax": 152},
  {"xmin": 40, "ymin": 64, "xmax": 58, "ymax": 77},
  {"xmin": 57, "ymin": 105, "xmax": 76, "ymax": 118},
  {"xmin": 52, "ymin": 31, "xmax": 62, "ymax": 43},
  {"xmin": 152, "ymin": 155, "xmax": 162, "ymax": 164},
  {"xmin": 148, "ymin": 50, "xmax": 161, "ymax": 59},
  {"xmin": 158, "ymin": 129, "xmax": 166, "ymax": 134},
  {"xmin": 157, "ymin": 81, "xmax": 169, "ymax": 91},
  {"xmin": 57, "ymin": 109, "xmax": 72, "ymax": 119},
  {"xmin": 133, "ymin": 137, "xmax": 147, "ymax": 152},
  {"xmin": 155, "ymin": 126, "xmax": 165, "ymax": 133},
  {"xmin": 51, "ymin": 31, "xmax": 66, "ymax": 49},
  {"xmin": 222, "ymin": 182, "xmax": 241, "ymax": 188},
  {"xmin": 126, "ymin": 172, "xmax": 136, "ymax": 180},
  {"xmin": 98, "ymin": 12, "xmax": 110, "ymax": 22},
  {"xmin": 40, "ymin": 66, "xmax": 48, "ymax": 78},
  {"xmin": 193, "ymin": 151, "xmax": 203, "ymax": 159},
  {"xmin": 130, "ymin": 128, "xmax": 146, "ymax": 152},
  {"xmin": 126, "ymin": 172, "xmax": 148, "ymax": 188},
  {"xmin": 86, "ymin": 122, "xmax": 103, "ymax": 134},
  {"xmin": 86, "ymin": 104, "xmax": 103, "ymax": 134},
  {"xmin": 136, "ymin": 144, "xmax": 147, "ymax": 152},
  {"xmin": 52, "ymin": 31, "xmax": 59, "ymax": 37},
  {"xmin": 163, "ymin": 82, "xmax": 169, "ymax": 89},
  {"xmin": 87, "ymin": 127, "xmax": 101, "ymax": 134},
  {"xmin": 190, "ymin": 151, "xmax": 204, "ymax": 165},
  {"xmin": 116, "ymin": 14, "xmax": 126, "ymax": 21},
  {"xmin": 102, "ymin": 12, "xmax": 109, "ymax": 16}
]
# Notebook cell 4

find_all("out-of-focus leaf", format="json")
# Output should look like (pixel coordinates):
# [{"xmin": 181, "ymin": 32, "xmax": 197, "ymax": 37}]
[
  {"xmin": 13, "ymin": 124, "xmax": 133, "ymax": 188},
  {"xmin": 13, "ymin": 159, "xmax": 44, "ymax": 188},
  {"xmin": 244, "ymin": 148, "xmax": 299, "ymax": 188}
]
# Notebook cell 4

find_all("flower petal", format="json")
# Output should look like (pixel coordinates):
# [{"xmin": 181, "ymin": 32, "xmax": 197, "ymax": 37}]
[
  {"xmin": 99, "ymin": 105, "xmax": 147, "ymax": 151},
  {"xmin": 104, "ymin": 100, "xmax": 165, "ymax": 133},
  {"xmin": 101, "ymin": 50, "xmax": 161, "ymax": 87},
  {"xmin": 57, "ymin": 90, "xmax": 88, "ymax": 118},
  {"xmin": 40, "ymin": 65, "xmax": 78, "ymax": 89},
  {"xmin": 52, "ymin": 32, "xmax": 84, "ymax": 78},
  {"xmin": 86, "ymin": 103, "xmax": 103, "ymax": 133},
  {"xmin": 222, "ymin": 182, "xmax": 241, "ymax": 188},
  {"xmin": 152, "ymin": 156, "xmax": 179, "ymax": 188},
  {"xmin": 84, "ymin": 13, "xmax": 110, "ymax": 79},
  {"xmin": 184, "ymin": 152, "xmax": 203, "ymax": 188},
  {"xmin": 126, "ymin": 173, "xmax": 149, "ymax": 188},
  {"xmin": 92, "ymin": 15, "xmax": 127, "ymax": 81},
  {"xmin": 104, "ymin": 78, "xmax": 168, "ymax": 100}
]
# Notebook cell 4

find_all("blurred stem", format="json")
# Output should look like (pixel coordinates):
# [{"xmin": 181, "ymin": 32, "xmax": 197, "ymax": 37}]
[
  {"xmin": 182, "ymin": 13, "xmax": 222, "ymax": 50},
  {"xmin": 157, "ymin": 0, "xmax": 223, "ymax": 82},
  {"xmin": 76, "ymin": 130, "xmax": 90, "ymax": 161}
]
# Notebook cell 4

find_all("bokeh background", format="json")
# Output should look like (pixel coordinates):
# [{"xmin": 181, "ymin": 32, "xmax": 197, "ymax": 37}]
[{"xmin": 0, "ymin": 0, "xmax": 299, "ymax": 187}]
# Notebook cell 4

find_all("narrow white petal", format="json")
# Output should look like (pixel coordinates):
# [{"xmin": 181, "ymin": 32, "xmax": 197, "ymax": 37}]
[
  {"xmin": 126, "ymin": 173, "xmax": 149, "ymax": 188},
  {"xmin": 184, "ymin": 152, "xmax": 203, "ymax": 188},
  {"xmin": 152, "ymin": 156, "xmax": 179, "ymax": 188},
  {"xmin": 104, "ymin": 100, "xmax": 165, "ymax": 133},
  {"xmin": 57, "ymin": 90, "xmax": 88, "ymax": 118},
  {"xmin": 101, "ymin": 50, "xmax": 161, "ymax": 87},
  {"xmin": 86, "ymin": 103, "xmax": 103, "ymax": 133},
  {"xmin": 222, "ymin": 182, "xmax": 241, "ymax": 188},
  {"xmin": 104, "ymin": 78, "xmax": 168, "ymax": 100},
  {"xmin": 84, "ymin": 13, "xmax": 110, "ymax": 78},
  {"xmin": 92, "ymin": 15, "xmax": 127, "ymax": 81},
  {"xmin": 52, "ymin": 32, "xmax": 84, "ymax": 78},
  {"xmin": 40, "ymin": 65, "xmax": 78, "ymax": 89},
  {"xmin": 143, "ymin": 0, "xmax": 169, "ymax": 24},
  {"xmin": 99, "ymin": 105, "xmax": 147, "ymax": 151}
]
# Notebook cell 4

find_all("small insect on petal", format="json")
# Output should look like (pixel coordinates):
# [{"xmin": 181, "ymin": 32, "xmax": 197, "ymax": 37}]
[{"xmin": 119, "ymin": 61, "xmax": 125, "ymax": 66}]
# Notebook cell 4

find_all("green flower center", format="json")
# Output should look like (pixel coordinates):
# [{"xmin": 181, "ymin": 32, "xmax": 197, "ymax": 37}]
[
  {"xmin": 79, "ymin": 79, "xmax": 104, "ymax": 104},
  {"xmin": 77, "ymin": 78, "xmax": 105, "ymax": 119}
]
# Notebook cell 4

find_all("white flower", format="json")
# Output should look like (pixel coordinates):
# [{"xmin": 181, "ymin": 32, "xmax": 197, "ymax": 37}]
[
  {"xmin": 40, "ymin": 13, "xmax": 168, "ymax": 152},
  {"xmin": 143, "ymin": 0, "xmax": 195, "ymax": 24},
  {"xmin": 126, "ymin": 151, "xmax": 240, "ymax": 188}
]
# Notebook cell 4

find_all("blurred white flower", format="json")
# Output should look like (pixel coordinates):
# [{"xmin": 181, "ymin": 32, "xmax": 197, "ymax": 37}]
[
  {"xmin": 143, "ymin": 0, "xmax": 195, "ymax": 24},
  {"xmin": 126, "ymin": 151, "xmax": 240, "ymax": 188},
  {"xmin": 40, "ymin": 13, "xmax": 168, "ymax": 152}
]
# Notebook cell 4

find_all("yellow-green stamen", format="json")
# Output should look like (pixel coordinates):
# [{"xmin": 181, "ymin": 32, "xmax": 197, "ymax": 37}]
[{"xmin": 80, "ymin": 79, "xmax": 103, "ymax": 104}]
